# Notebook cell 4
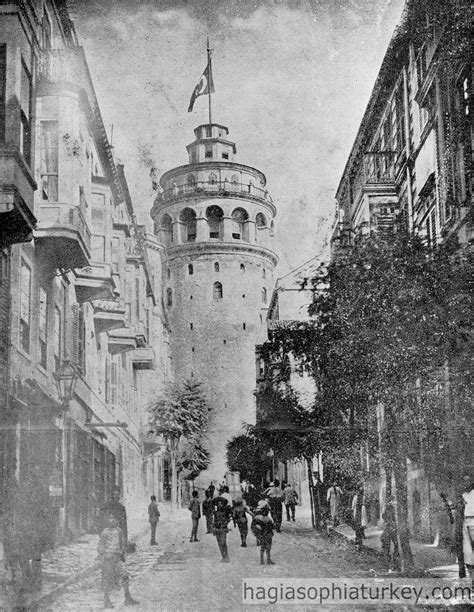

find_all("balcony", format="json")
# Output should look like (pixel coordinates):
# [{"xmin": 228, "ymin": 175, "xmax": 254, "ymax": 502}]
[
  {"xmin": 155, "ymin": 180, "xmax": 273, "ymax": 207},
  {"xmin": 73, "ymin": 262, "xmax": 116, "ymax": 303},
  {"xmin": 108, "ymin": 328, "xmax": 137, "ymax": 355},
  {"xmin": 37, "ymin": 48, "xmax": 90, "ymax": 97},
  {"xmin": 93, "ymin": 298, "xmax": 126, "ymax": 333},
  {"xmin": 131, "ymin": 347, "xmax": 155, "ymax": 370},
  {"xmin": 35, "ymin": 203, "xmax": 91, "ymax": 269}
]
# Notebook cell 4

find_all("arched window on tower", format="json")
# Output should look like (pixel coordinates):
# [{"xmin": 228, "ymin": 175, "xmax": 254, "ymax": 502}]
[
  {"xmin": 261, "ymin": 287, "xmax": 267, "ymax": 304},
  {"xmin": 160, "ymin": 214, "xmax": 173, "ymax": 246},
  {"xmin": 213, "ymin": 282, "xmax": 223, "ymax": 300},
  {"xmin": 179, "ymin": 208, "xmax": 197, "ymax": 242},
  {"xmin": 188, "ymin": 263, "xmax": 193, "ymax": 275},
  {"xmin": 231, "ymin": 208, "xmax": 249, "ymax": 241},
  {"xmin": 214, "ymin": 262, "xmax": 220, "ymax": 273},
  {"xmin": 207, "ymin": 205, "xmax": 224, "ymax": 240},
  {"xmin": 256, "ymin": 212, "xmax": 267, "ymax": 227},
  {"xmin": 240, "ymin": 263, "xmax": 245, "ymax": 273},
  {"xmin": 262, "ymin": 268, "xmax": 266, "ymax": 279},
  {"xmin": 167, "ymin": 288, "xmax": 173, "ymax": 307}
]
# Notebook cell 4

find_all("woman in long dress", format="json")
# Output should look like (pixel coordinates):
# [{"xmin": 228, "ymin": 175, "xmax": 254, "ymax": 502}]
[{"xmin": 327, "ymin": 482, "xmax": 343, "ymax": 527}]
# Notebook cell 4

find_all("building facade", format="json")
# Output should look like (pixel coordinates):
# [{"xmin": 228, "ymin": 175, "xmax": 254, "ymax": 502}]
[
  {"xmin": 151, "ymin": 123, "xmax": 278, "ymax": 480},
  {"xmin": 0, "ymin": 0, "xmax": 170, "ymax": 556},
  {"xmin": 330, "ymin": 0, "xmax": 472, "ymax": 539}
]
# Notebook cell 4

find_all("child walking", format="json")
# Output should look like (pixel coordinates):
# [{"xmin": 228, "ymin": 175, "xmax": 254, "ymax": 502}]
[
  {"xmin": 232, "ymin": 498, "xmax": 253, "ymax": 547},
  {"xmin": 98, "ymin": 513, "xmax": 139, "ymax": 608},
  {"xmin": 252, "ymin": 506, "xmax": 276, "ymax": 565}
]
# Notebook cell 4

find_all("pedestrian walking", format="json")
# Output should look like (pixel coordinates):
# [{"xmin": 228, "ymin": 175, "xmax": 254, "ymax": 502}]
[
  {"xmin": 312, "ymin": 472, "xmax": 325, "ymax": 531},
  {"xmin": 148, "ymin": 495, "xmax": 160, "ymax": 546},
  {"xmin": 188, "ymin": 490, "xmax": 201, "ymax": 542},
  {"xmin": 326, "ymin": 482, "xmax": 343, "ymax": 527},
  {"xmin": 232, "ymin": 498, "xmax": 253, "ymax": 547},
  {"xmin": 381, "ymin": 499, "xmax": 400, "ymax": 571},
  {"xmin": 98, "ymin": 513, "xmax": 139, "ymax": 608},
  {"xmin": 251, "ymin": 500, "xmax": 269, "ymax": 546},
  {"xmin": 213, "ymin": 495, "xmax": 232, "ymax": 562},
  {"xmin": 202, "ymin": 489, "xmax": 214, "ymax": 534},
  {"xmin": 265, "ymin": 479, "xmax": 284, "ymax": 532},
  {"xmin": 351, "ymin": 487, "xmax": 368, "ymax": 545},
  {"xmin": 252, "ymin": 505, "xmax": 276, "ymax": 565},
  {"xmin": 284, "ymin": 483, "xmax": 298, "ymax": 522},
  {"xmin": 221, "ymin": 485, "xmax": 233, "ymax": 506},
  {"xmin": 243, "ymin": 483, "xmax": 260, "ymax": 511},
  {"xmin": 461, "ymin": 478, "xmax": 474, "ymax": 576},
  {"xmin": 101, "ymin": 487, "xmax": 129, "ymax": 550}
]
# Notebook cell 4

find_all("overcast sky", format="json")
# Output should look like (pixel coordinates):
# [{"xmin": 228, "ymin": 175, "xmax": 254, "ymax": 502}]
[{"xmin": 72, "ymin": 0, "xmax": 405, "ymax": 275}]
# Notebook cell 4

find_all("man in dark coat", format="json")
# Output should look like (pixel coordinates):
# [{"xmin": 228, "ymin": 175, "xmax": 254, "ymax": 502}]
[
  {"xmin": 101, "ymin": 487, "xmax": 128, "ymax": 548},
  {"xmin": 213, "ymin": 495, "xmax": 232, "ymax": 562}
]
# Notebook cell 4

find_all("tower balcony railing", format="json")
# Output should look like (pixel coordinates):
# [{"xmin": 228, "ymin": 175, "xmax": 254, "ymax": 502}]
[{"xmin": 156, "ymin": 180, "xmax": 273, "ymax": 206}]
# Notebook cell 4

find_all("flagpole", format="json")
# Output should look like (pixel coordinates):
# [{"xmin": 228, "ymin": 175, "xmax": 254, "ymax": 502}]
[{"xmin": 207, "ymin": 36, "xmax": 212, "ymax": 126}]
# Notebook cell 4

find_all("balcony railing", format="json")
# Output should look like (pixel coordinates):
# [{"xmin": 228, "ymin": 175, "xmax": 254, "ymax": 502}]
[
  {"xmin": 156, "ymin": 180, "xmax": 273, "ymax": 206},
  {"xmin": 35, "ymin": 203, "xmax": 91, "ymax": 268},
  {"xmin": 74, "ymin": 262, "xmax": 115, "ymax": 303},
  {"xmin": 352, "ymin": 152, "xmax": 397, "ymax": 200},
  {"xmin": 93, "ymin": 298, "xmax": 126, "ymax": 333}
]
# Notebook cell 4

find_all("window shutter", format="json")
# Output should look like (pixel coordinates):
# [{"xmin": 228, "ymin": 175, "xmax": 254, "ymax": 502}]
[{"xmin": 71, "ymin": 303, "xmax": 80, "ymax": 368}]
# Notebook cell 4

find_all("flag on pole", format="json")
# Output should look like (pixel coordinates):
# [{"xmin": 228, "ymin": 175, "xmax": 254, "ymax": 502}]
[{"xmin": 188, "ymin": 60, "xmax": 214, "ymax": 112}]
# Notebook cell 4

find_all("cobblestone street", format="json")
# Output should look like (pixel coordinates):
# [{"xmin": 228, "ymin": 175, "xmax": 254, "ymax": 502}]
[{"xmin": 40, "ymin": 513, "xmax": 388, "ymax": 611}]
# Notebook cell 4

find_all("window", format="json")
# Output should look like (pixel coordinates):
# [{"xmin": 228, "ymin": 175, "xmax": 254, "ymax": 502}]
[
  {"xmin": 19, "ymin": 261, "xmax": 31, "ymax": 353},
  {"xmin": 135, "ymin": 277, "xmax": 140, "ymax": 321},
  {"xmin": 261, "ymin": 287, "xmax": 267, "ymax": 304},
  {"xmin": 205, "ymin": 148, "xmax": 213, "ymax": 158},
  {"xmin": 213, "ymin": 282, "xmax": 223, "ymax": 300},
  {"xmin": 179, "ymin": 208, "xmax": 197, "ymax": 242},
  {"xmin": 214, "ymin": 262, "xmax": 219, "ymax": 273},
  {"xmin": 42, "ymin": 9, "xmax": 52, "ymax": 50},
  {"xmin": 222, "ymin": 152, "xmax": 229, "ymax": 160},
  {"xmin": 40, "ymin": 121, "xmax": 58, "ymax": 201},
  {"xmin": 91, "ymin": 207, "xmax": 105, "ymax": 232},
  {"xmin": 256, "ymin": 213, "xmax": 267, "ymax": 228},
  {"xmin": 111, "ymin": 237, "xmax": 119, "ymax": 273},
  {"xmin": 0, "ymin": 46, "xmax": 6, "ymax": 141},
  {"xmin": 166, "ymin": 288, "xmax": 172, "ymax": 307},
  {"xmin": 20, "ymin": 60, "xmax": 32, "ymax": 165},
  {"xmin": 262, "ymin": 268, "xmax": 266, "ymax": 279},
  {"xmin": 207, "ymin": 205, "xmax": 223, "ymax": 239},
  {"xmin": 91, "ymin": 235, "xmax": 105, "ymax": 261},
  {"xmin": 39, "ymin": 286, "xmax": 48, "ymax": 368},
  {"xmin": 240, "ymin": 263, "xmax": 245, "ymax": 273},
  {"xmin": 167, "ymin": 267, "xmax": 171, "ymax": 279},
  {"xmin": 242, "ymin": 323, "xmax": 246, "ymax": 330},
  {"xmin": 188, "ymin": 263, "xmax": 194, "ymax": 275},
  {"xmin": 54, "ymin": 305, "xmax": 61, "ymax": 372},
  {"xmin": 72, "ymin": 303, "xmax": 85, "ymax": 375},
  {"xmin": 190, "ymin": 323, "xmax": 193, "ymax": 330},
  {"xmin": 107, "ymin": 356, "xmax": 118, "ymax": 405},
  {"xmin": 205, "ymin": 126, "xmax": 212, "ymax": 137},
  {"xmin": 232, "ymin": 208, "xmax": 249, "ymax": 240}
]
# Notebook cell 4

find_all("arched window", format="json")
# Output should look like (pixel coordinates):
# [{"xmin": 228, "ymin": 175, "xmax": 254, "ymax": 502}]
[
  {"xmin": 231, "ymin": 208, "xmax": 249, "ymax": 241},
  {"xmin": 206, "ymin": 205, "xmax": 224, "ymax": 240},
  {"xmin": 262, "ymin": 268, "xmax": 266, "ymax": 279},
  {"xmin": 240, "ymin": 263, "xmax": 245, "ymax": 273},
  {"xmin": 179, "ymin": 208, "xmax": 197, "ymax": 242},
  {"xmin": 167, "ymin": 288, "xmax": 172, "ymax": 307},
  {"xmin": 160, "ymin": 214, "xmax": 173, "ymax": 246},
  {"xmin": 167, "ymin": 268, "xmax": 171, "ymax": 279},
  {"xmin": 213, "ymin": 282, "xmax": 223, "ymax": 300},
  {"xmin": 209, "ymin": 172, "xmax": 217, "ymax": 185},
  {"xmin": 261, "ymin": 287, "xmax": 267, "ymax": 304},
  {"xmin": 214, "ymin": 262, "xmax": 220, "ymax": 272},
  {"xmin": 270, "ymin": 220, "xmax": 275, "ymax": 237},
  {"xmin": 188, "ymin": 263, "xmax": 193, "ymax": 275},
  {"xmin": 256, "ymin": 212, "xmax": 267, "ymax": 227}
]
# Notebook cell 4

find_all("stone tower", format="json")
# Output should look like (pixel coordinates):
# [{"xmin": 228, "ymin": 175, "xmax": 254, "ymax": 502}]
[{"xmin": 150, "ymin": 123, "xmax": 278, "ymax": 480}]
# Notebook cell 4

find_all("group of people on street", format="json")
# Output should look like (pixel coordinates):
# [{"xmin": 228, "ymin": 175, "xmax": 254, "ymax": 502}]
[{"xmin": 186, "ymin": 480, "xmax": 300, "ymax": 565}]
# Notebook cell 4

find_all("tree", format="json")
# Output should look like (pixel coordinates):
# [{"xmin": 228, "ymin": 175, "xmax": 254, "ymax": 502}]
[{"xmin": 148, "ymin": 379, "xmax": 210, "ymax": 510}]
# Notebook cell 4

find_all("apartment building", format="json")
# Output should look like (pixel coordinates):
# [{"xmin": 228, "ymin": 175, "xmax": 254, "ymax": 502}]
[
  {"xmin": 330, "ymin": 0, "xmax": 471, "ymax": 539},
  {"xmin": 0, "ymin": 0, "xmax": 170, "ymax": 552}
]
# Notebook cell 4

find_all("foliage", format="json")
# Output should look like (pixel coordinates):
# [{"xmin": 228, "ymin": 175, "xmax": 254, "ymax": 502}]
[
  {"xmin": 226, "ymin": 433, "xmax": 271, "ymax": 485},
  {"xmin": 148, "ymin": 379, "xmax": 210, "ymax": 478}
]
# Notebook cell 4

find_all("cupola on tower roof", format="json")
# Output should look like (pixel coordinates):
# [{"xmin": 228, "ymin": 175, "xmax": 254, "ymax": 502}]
[{"xmin": 187, "ymin": 124, "xmax": 237, "ymax": 164}]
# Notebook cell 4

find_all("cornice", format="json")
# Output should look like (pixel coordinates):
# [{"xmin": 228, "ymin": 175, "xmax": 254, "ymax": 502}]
[{"xmin": 164, "ymin": 241, "xmax": 278, "ymax": 267}]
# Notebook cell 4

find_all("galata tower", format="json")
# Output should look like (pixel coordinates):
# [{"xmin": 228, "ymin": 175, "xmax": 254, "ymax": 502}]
[{"xmin": 151, "ymin": 122, "xmax": 278, "ymax": 480}]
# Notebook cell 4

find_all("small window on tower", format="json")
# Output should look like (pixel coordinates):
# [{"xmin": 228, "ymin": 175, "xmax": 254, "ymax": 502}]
[
  {"xmin": 214, "ymin": 262, "xmax": 220, "ymax": 273},
  {"xmin": 213, "ymin": 282, "xmax": 223, "ymax": 300},
  {"xmin": 167, "ymin": 268, "xmax": 171, "ymax": 279},
  {"xmin": 262, "ymin": 268, "xmax": 266, "ymax": 279},
  {"xmin": 240, "ymin": 263, "xmax": 245, "ymax": 273},
  {"xmin": 166, "ymin": 288, "xmax": 172, "ymax": 307},
  {"xmin": 205, "ymin": 148, "xmax": 213, "ymax": 158},
  {"xmin": 188, "ymin": 263, "xmax": 193, "ymax": 275},
  {"xmin": 222, "ymin": 152, "xmax": 229, "ymax": 160},
  {"xmin": 242, "ymin": 323, "xmax": 246, "ymax": 330}
]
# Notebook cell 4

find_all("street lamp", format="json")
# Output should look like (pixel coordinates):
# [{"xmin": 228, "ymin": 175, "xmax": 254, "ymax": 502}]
[
  {"xmin": 53, "ymin": 359, "xmax": 79, "ymax": 540},
  {"xmin": 54, "ymin": 359, "xmax": 79, "ymax": 404}
]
